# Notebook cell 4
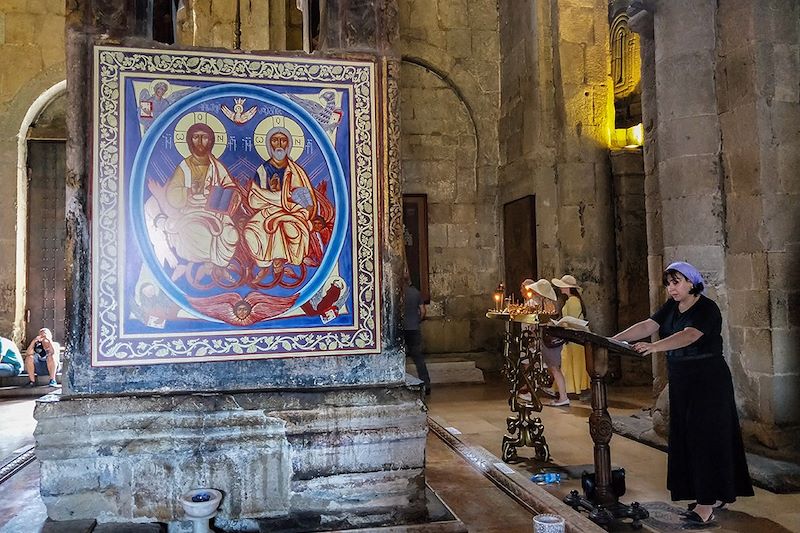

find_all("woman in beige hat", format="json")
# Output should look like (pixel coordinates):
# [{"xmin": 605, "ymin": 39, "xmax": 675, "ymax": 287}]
[
  {"xmin": 522, "ymin": 278, "xmax": 569, "ymax": 406},
  {"xmin": 552, "ymin": 274, "xmax": 590, "ymax": 397}
]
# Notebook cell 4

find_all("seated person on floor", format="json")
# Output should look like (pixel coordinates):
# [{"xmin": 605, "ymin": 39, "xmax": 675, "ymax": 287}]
[
  {"xmin": 0, "ymin": 336, "xmax": 23, "ymax": 377},
  {"xmin": 23, "ymin": 328, "xmax": 60, "ymax": 387}
]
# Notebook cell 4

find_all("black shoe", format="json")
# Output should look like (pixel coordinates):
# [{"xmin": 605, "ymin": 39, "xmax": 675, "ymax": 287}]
[
  {"xmin": 682, "ymin": 502, "xmax": 727, "ymax": 517},
  {"xmin": 682, "ymin": 510, "xmax": 715, "ymax": 525},
  {"xmin": 23, "ymin": 381, "xmax": 37, "ymax": 388}
]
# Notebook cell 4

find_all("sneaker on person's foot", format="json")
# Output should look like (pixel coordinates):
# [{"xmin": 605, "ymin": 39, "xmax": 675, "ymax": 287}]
[
  {"xmin": 48, "ymin": 379, "xmax": 58, "ymax": 387},
  {"xmin": 540, "ymin": 387, "xmax": 558, "ymax": 398},
  {"xmin": 24, "ymin": 381, "xmax": 37, "ymax": 388},
  {"xmin": 547, "ymin": 398, "xmax": 570, "ymax": 407}
]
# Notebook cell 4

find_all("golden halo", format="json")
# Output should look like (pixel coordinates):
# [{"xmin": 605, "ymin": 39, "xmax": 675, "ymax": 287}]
[
  {"xmin": 173, "ymin": 112, "xmax": 228, "ymax": 159},
  {"xmin": 254, "ymin": 115, "xmax": 306, "ymax": 162}
]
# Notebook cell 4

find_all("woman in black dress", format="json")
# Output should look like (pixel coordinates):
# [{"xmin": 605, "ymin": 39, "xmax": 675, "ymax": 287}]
[{"xmin": 612, "ymin": 262, "xmax": 753, "ymax": 524}]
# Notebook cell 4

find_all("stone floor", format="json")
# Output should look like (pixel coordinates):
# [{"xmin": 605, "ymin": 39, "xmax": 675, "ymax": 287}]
[
  {"xmin": 1, "ymin": 377, "xmax": 800, "ymax": 532},
  {"xmin": 427, "ymin": 375, "xmax": 800, "ymax": 532}
]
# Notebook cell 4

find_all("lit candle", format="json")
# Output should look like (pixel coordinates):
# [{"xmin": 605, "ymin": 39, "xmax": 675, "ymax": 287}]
[{"xmin": 493, "ymin": 283, "xmax": 505, "ymax": 312}]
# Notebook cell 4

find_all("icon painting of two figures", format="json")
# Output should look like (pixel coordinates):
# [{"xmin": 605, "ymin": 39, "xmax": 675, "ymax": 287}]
[{"xmin": 92, "ymin": 46, "xmax": 382, "ymax": 366}]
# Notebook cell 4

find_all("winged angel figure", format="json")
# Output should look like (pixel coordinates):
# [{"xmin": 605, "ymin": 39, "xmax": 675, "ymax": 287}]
[
  {"xmin": 138, "ymin": 82, "xmax": 198, "ymax": 131},
  {"xmin": 287, "ymin": 91, "xmax": 343, "ymax": 132}
]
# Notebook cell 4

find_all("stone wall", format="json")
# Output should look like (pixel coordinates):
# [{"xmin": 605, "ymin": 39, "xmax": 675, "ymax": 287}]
[
  {"xmin": 0, "ymin": 0, "xmax": 66, "ymax": 337},
  {"xmin": 34, "ymin": 387, "xmax": 427, "ymax": 527},
  {"xmin": 715, "ymin": 0, "xmax": 800, "ymax": 448},
  {"xmin": 175, "ymin": 0, "xmax": 298, "ymax": 50},
  {"xmin": 635, "ymin": 0, "xmax": 800, "ymax": 448},
  {"xmin": 610, "ymin": 149, "xmax": 651, "ymax": 385},
  {"xmin": 398, "ymin": 0, "xmax": 503, "ymax": 355},
  {"xmin": 499, "ymin": 0, "xmax": 618, "ymax": 336}
]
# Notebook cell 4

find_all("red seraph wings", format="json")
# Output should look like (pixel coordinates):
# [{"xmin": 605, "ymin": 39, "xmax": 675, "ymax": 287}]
[{"xmin": 187, "ymin": 291, "xmax": 298, "ymax": 326}]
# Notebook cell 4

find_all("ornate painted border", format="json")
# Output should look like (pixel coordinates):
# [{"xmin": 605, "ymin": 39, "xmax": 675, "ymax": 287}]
[{"xmin": 92, "ymin": 46, "xmax": 381, "ymax": 366}]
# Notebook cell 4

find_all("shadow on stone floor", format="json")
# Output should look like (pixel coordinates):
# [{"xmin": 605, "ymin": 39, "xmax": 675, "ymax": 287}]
[{"xmin": 638, "ymin": 501, "xmax": 793, "ymax": 533}]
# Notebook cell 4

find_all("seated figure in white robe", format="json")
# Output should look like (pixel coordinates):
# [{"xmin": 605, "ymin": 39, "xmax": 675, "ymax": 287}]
[{"xmin": 150, "ymin": 123, "xmax": 239, "ymax": 281}]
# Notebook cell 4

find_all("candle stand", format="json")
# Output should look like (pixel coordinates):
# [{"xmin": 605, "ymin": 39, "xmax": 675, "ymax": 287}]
[{"xmin": 487, "ymin": 311, "xmax": 554, "ymax": 463}]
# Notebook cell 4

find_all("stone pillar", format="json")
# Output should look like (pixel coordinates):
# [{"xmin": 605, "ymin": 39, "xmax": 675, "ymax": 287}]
[
  {"xmin": 550, "ymin": 0, "xmax": 618, "ymax": 335},
  {"xmin": 647, "ymin": 0, "xmax": 728, "ymax": 435},
  {"xmin": 651, "ymin": 0, "xmax": 727, "ymax": 299},
  {"xmin": 628, "ymin": 0, "xmax": 668, "ymax": 397},
  {"xmin": 610, "ymin": 149, "xmax": 651, "ymax": 385},
  {"xmin": 499, "ymin": 0, "xmax": 617, "ymax": 335},
  {"xmin": 715, "ymin": 0, "xmax": 800, "ymax": 450},
  {"xmin": 639, "ymin": 0, "xmax": 800, "ymax": 450},
  {"xmin": 174, "ymin": 0, "xmax": 276, "ymax": 50},
  {"xmin": 40, "ymin": 0, "xmax": 427, "ymax": 527}
]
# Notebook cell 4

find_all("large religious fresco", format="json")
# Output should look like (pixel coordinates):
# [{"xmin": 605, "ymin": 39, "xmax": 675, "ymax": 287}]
[{"xmin": 92, "ymin": 46, "xmax": 381, "ymax": 366}]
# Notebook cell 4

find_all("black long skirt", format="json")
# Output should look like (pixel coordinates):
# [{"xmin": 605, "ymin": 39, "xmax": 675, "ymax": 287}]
[{"xmin": 667, "ymin": 356, "xmax": 754, "ymax": 504}]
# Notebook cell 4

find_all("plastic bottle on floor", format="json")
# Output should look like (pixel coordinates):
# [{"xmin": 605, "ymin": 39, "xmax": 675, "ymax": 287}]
[{"xmin": 530, "ymin": 472, "xmax": 561, "ymax": 485}]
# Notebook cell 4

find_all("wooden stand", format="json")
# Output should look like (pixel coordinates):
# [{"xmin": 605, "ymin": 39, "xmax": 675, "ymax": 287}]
[{"xmin": 544, "ymin": 326, "xmax": 650, "ymax": 530}]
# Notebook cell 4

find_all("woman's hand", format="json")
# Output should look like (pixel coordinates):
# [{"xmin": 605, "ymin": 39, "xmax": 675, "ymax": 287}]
[{"xmin": 633, "ymin": 342, "xmax": 657, "ymax": 355}]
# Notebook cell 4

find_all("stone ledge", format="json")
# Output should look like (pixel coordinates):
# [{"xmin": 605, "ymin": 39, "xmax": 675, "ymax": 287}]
[
  {"xmin": 612, "ymin": 413, "xmax": 800, "ymax": 494},
  {"xmin": 406, "ymin": 359, "xmax": 485, "ymax": 384}
]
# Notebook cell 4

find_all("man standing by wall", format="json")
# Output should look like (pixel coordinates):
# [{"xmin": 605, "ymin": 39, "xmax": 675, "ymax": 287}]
[{"xmin": 404, "ymin": 275, "xmax": 429, "ymax": 395}]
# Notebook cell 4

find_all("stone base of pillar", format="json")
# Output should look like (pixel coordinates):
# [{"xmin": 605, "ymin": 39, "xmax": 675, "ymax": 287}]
[{"xmin": 33, "ymin": 386, "xmax": 428, "ymax": 527}]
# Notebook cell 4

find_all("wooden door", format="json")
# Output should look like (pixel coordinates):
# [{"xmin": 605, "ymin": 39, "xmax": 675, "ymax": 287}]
[
  {"xmin": 26, "ymin": 141, "xmax": 66, "ymax": 346},
  {"xmin": 503, "ymin": 195, "xmax": 537, "ymax": 301},
  {"xmin": 402, "ymin": 194, "xmax": 430, "ymax": 302}
]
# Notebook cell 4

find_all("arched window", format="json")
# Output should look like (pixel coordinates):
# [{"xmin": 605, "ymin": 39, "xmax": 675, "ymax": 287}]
[
  {"xmin": 610, "ymin": 13, "xmax": 642, "ymax": 132},
  {"xmin": 610, "ymin": 14, "xmax": 640, "ymax": 100}
]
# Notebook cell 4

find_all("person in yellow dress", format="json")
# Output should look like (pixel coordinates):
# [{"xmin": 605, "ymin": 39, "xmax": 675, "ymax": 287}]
[{"xmin": 551, "ymin": 274, "xmax": 590, "ymax": 397}]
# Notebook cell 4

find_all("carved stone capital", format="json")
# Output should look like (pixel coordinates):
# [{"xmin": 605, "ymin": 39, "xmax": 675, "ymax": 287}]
[{"xmin": 627, "ymin": 1, "xmax": 655, "ymax": 39}]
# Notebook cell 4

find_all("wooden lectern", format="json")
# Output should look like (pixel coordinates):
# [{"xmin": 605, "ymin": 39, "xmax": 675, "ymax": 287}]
[{"xmin": 543, "ymin": 326, "xmax": 650, "ymax": 530}]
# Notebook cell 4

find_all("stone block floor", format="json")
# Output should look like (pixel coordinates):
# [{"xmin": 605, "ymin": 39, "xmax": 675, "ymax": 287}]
[{"xmin": 2, "ymin": 377, "xmax": 800, "ymax": 532}]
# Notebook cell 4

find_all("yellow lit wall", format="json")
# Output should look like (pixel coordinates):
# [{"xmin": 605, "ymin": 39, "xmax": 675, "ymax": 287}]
[{"xmin": 612, "ymin": 122, "xmax": 643, "ymax": 148}]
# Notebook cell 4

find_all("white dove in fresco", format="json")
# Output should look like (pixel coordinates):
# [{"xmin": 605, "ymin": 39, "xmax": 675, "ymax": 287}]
[
  {"xmin": 221, "ymin": 98, "xmax": 258, "ymax": 125},
  {"xmin": 287, "ymin": 91, "xmax": 343, "ymax": 132}
]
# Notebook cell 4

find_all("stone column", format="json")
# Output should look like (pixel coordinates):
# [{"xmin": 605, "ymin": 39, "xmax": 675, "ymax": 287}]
[
  {"xmin": 716, "ymin": 0, "xmax": 800, "ymax": 450},
  {"xmin": 174, "ymin": 0, "xmax": 276, "ymax": 50},
  {"xmin": 643, "ymin": 0, "xmax": 800, "ymax": 451},
  {"xmin": 610, "ymin": 149, "xmax": 651, "ymax": 385},
  {"xmin": 644, "ymin": 0, "xmax": 728, "ymax": 436},
  {"xmin": 627, "ymin": 0, "xmax": 668, "ymax": 397},
  {"xmin": 41, "ymin": 1, "xmax": 427, "ymax": 527},
  {"xmin": 651, "ymin": 0, "xmax": 727, "ymax": 299},
  {"xmin": 552, "ymin": 0, "xmax": 617, "ymax": 334}
]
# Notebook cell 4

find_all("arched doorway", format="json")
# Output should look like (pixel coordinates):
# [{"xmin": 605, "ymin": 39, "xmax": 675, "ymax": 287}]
[{"xmin": 15, "ymin": 82, "xmax": 67, "ymax": 347}]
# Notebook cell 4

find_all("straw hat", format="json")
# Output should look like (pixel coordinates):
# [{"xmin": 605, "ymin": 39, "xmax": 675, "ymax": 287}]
[
  {"xmin": 551, "ymin": 274, "xmax": 579, "ymax": 289},
  {"xmin": 528, "ymin": 278, "xmax": 557, "ymax": 301}
]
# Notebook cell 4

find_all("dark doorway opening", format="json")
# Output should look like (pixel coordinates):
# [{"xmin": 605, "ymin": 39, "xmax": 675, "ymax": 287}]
[
  {"xmin": 503, "ymin": 195, "xmax": 537, "ymax": 301},
  {"xmin": 402, "ymin": 194, "xmax": 430, "ymax": 303}
]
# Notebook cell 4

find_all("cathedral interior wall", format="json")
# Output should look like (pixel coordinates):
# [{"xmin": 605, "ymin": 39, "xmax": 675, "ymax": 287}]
[
  {"xmin": 398, "ymin": 0, "xmax": 503, "ymax": 357},
  {"xmin": 0, "ymin": 1, "xmax": 66, "ymax": 338}
]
